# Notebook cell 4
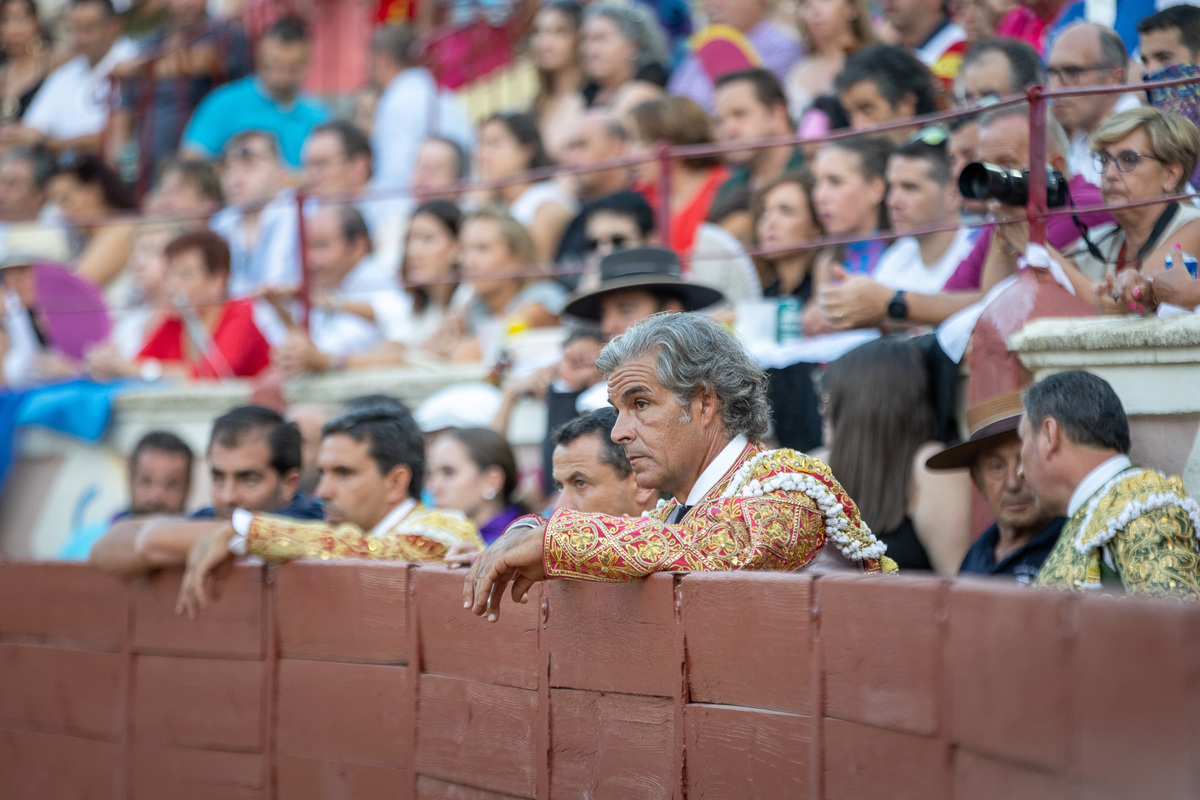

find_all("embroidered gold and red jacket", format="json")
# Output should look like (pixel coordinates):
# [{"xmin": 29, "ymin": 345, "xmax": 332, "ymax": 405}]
[
  {"xmin": 543, "ymin": 441, "xmax": 896, "ymax": 581},
  {"xmin": 243, "ymin": 503, "xmax": 483, "ymax": 563}
]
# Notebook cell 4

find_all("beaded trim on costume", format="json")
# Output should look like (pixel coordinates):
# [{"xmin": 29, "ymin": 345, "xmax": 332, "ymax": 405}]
[
  {"xmin": 1073, "ymin": 467, "xmax": 1200, "ymax": 554},
  {"xmin": 720, "ymin": 448, "xmax": 888, "ymax": 561}
]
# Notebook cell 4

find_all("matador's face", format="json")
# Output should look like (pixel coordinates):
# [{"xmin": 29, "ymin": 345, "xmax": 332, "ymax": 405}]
[{"xmin": 606, "ymin": 354, "xmax": 708, "ymax": 497}]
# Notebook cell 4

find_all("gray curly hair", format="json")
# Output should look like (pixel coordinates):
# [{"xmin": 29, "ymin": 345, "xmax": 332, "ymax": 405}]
[
  {"xmin": 595, "ymin": 313, "xmax": 772, "ymax": 441},
  {"xmin": 583, "ymin": 0, "xmax": 669, "ymax": 72}
]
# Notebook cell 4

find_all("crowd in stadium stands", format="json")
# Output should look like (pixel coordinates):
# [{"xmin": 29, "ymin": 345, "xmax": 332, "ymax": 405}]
[{"xmin": 1, "ymin": 0, "xmax": 1199, "ymax": 595}]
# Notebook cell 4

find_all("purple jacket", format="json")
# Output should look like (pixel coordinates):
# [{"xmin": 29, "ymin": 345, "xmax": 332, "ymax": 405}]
[{"xmin": 942, "ymin": 175, "xmax": 1114, "ymax": 292}]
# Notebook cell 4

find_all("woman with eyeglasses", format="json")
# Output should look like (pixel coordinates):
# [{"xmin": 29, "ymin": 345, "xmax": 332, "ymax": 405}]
[
  {"xmin": 1060, "ymin": 108, "xmax": 1200, "ymax": 314},
  {"xmin": 476, "ymin": 111, "xmax": 578, "ymax": 264}
]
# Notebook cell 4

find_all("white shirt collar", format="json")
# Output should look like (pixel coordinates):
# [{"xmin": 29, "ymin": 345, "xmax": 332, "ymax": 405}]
[
  {"xmin": 1067, "ymin": 454, "xmax": 1133, "ymax": 518},
  {"xmin": 369, "ymin": 498, "xmax": 417, "ymax": 538},
  {"xmin": 684, "ymin": 435, "xmax": 749, "ymax": 507}
]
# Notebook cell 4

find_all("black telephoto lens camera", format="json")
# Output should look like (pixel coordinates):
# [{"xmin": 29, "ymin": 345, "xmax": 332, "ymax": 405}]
[{"xmin": 958, "ymin": 162, "xmax": 1068, "ymax": 208}]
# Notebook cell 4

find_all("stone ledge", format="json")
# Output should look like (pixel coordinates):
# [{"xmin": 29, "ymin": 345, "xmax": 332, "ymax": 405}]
[
  {"xmin": 112, "ymin": 363, "xmax": 492, "ymax": 417},
  {"xmin": 1009, "ymin": 314, "xmax": 1200, "ymax": 356}
]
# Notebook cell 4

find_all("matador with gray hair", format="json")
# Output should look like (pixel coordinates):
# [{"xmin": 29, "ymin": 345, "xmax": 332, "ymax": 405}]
[{"xmin": 464, "ymin": 313, "xmax": 895, "ymax": 622}]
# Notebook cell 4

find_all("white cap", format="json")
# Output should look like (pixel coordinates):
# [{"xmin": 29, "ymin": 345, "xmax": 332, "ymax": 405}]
[{"xmin": 414, "ymin": 382, "xmax": 502, "ymax": 433}]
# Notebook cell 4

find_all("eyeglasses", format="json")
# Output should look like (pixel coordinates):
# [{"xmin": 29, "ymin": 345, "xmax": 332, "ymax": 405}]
[
  {"xmin": 957, "ymin": 91, "xmax": 1000, "ymax": 109},
  {"xmin": 223, "ymin": 145, "xmax": 272, "ymax": 164},
  {"xmin": 910, "ymin": 125, "xmax": 947, "ymax": 146},
  {"xmin": 1046, "ymin": 64, "xmax": 1110, "ymax": 85},
  {"xmin": 1093, "ymin": 150, "xmax": 1163, "ymax": 174},
  {"xmin": 585, "ymin": 234, "xmax": 630, "ymax": 253}
]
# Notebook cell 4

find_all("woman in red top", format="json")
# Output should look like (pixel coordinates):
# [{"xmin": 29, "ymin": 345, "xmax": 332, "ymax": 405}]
[
  {"xmin": 87, "ymin": 230, "xmax": 270, "ymax": 381},
  {"xmin": 627, "ymin": 95, "xmax": 729, "ymax": 260}
]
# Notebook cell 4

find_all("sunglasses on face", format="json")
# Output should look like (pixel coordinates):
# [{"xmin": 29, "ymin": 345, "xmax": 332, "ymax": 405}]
[{"xmin": 585, "ymin": 234, "xmax": 630, "ymax": 253}]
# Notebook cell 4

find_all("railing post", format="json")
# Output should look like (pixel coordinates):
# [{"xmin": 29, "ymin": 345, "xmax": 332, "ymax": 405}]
[
  {"xmin": 1026, "ymin": 84, "xmax": 1048, "ymax": 247},
  {"xmin": 294, "ymin": 190, "xmax": 311, "ymax": 333},
  {"xmin": 656, "ymin": 142, "xmax": 672, "ymax": 258}
]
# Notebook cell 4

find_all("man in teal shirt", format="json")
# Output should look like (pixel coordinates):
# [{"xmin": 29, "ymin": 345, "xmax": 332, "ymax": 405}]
[
  {"xmin": 710, "ymin": 68, "xmax": 804, "ymax": 215},
  {"xmin": 182, "ymin": 17, "xmax": 329, "ymax": 169}
]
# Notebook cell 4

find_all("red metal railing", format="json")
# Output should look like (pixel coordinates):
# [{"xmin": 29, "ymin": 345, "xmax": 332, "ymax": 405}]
[{"xmin": 25, "ymin": 74, "xmax": 1200, "ymax": 348}]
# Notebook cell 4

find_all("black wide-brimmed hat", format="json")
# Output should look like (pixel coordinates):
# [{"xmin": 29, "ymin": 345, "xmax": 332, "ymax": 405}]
[
  {"xmin": 926, "ymin": 392, "xmax": 1025, "ymax": 471},
  {"xmin": 563, "ymin": 247, "xmax": 725, "ymax": 322}
]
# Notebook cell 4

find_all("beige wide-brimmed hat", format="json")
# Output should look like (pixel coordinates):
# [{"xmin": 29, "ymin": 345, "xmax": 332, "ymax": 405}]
[
  {"xmin": 926, "ymin": 391, "xmax": 1025, "ymax": 471},
  {"xmin": 0, "ymin": 224, "xmax": 70, "ymax": 270}
]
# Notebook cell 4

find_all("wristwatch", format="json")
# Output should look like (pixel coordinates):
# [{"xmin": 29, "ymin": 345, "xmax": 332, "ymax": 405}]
[{"xmin": 887, "ymin": 290, "xmax": 908, "ymax": 320}]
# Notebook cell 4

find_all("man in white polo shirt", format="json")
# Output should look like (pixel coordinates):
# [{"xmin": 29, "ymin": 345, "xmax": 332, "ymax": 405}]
[
  {"xmin": 8, "ymin": 0, "xmax": 137, "ymax": 156},
  {"xmin": 820, "ymin": 135, "xmax": 976, "ymax": 328}
]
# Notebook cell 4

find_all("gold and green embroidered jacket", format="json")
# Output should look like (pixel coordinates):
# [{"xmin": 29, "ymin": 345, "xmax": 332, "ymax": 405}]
[{"xmin": 1036, "ymin": 467, "xmax": 1200, "ymax": 601}]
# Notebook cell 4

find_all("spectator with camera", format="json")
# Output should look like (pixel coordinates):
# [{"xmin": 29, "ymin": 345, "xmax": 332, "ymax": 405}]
[
  {"xmin": 822, "ymin": 104, "xmax": 1114, "ymax": 334},
  {"xmin": 944, "ymin": 105, "xmax": 1113, "ymax": 296}
]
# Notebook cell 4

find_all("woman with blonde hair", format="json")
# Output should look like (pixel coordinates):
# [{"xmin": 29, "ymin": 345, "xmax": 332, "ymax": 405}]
[
  {"xmin": 786, "ymin": 0, "xmax": 874, "ymax": 117},
  {"xmin": 427, "ymin": 209, "xmax": 568, "ymax": 363},
  {"xmin": 1043, "ymin": 108, "xmax": 1200, "ymax": 314}
]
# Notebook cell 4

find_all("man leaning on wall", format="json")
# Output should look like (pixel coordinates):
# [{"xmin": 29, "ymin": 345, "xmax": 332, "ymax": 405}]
[
  {"xmin": 89, "ymin": 406, "xmax": 321, "ymax": 579},
  {"xmin": 176, "ymin": 404, "xmax": 483, "ymax": 617},
  {"xmin": 464, "ymin": 312, "xmax": 898, "ymax": 623}
]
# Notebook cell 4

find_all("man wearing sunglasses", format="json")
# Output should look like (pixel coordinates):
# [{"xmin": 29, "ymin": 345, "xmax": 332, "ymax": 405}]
[{"xmin": 1046, "ymin": 22, "xmax": 1140, "ymax": 188}]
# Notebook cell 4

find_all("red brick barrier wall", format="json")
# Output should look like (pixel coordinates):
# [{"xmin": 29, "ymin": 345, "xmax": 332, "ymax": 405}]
[{"xmin": 1, "ymin": 561, "xmax": 1197, "ymax": 799}]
